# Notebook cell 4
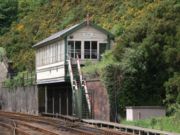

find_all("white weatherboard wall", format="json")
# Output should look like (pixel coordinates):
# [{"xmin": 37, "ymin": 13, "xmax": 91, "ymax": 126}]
[
  {"xmin": 126, "ymin": 106, "xmax": 166, "ymax": 121},
  {"xmin": 69, "ymin": 26, "xmax": 108, "ymax": 42},
  {"xmin": 36, "ymin": 40, "xmax": 65, "ymax": 84}
]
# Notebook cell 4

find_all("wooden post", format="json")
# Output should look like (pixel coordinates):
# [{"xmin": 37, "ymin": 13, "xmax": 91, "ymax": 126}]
[
  {"xmin": 45, "ymin": 86, "xmax": 47, "ymax": 113},
  {"xmin": 52, "ymin": 90, "xmax": 54, "ymax": 114},
  {"xmin": 66, "ymin": 89, "xmax": 69, "ymax": 115},
  {"xmin": 59, "ymin": 92, "xmax": 61, "ymax": 114}
]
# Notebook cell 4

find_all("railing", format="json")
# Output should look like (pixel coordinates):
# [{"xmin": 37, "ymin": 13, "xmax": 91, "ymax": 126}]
[
  {"xmin": 68, "ymin": 49, "xmax": 81, "ymax": 59},
  {"xmin": 2, "ymin": 72, "xmax": 36, "ymax": 88},
  {"xmin": 67, "ymin": 55, "xmax": 79, "ymax": 116},
  {"xmin": 76, "ymin": 55, "xmax": 91, "ymax": 115},
  {"xmin": 68, "ymin": 49, "xmax": 98, "ymax": 59},
  {"xmin": 67, "ymin": 55, "xmax": 78, "ymax": 91}
]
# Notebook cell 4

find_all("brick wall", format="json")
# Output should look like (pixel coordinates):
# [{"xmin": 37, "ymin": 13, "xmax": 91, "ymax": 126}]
[{"xmin": 86, "ymin": 80, "xmax": 110, "ymax": 121}]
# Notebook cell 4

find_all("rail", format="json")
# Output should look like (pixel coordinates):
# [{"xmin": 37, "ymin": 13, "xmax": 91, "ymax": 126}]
[
  {"xmin": 0, "ymin": 117, "xmax": 60, "ymax": 135},
  {"xmin": 68, "ymin": 49, "xmax": 98, "ymax": 59},
  {"xmin": 0, "ymin": 111, "xmax": 131, "ymax": 135}
]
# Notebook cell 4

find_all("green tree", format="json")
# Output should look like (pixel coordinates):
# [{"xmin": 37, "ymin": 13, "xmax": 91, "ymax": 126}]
[{"xmin": 0, "ymin": 0, "xmax": 18, "ymax": 34}]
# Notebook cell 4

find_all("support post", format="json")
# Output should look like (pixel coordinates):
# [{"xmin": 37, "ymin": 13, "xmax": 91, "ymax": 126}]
[
  {"xmin": 66, "ymin": 89, "xmax": 69, "ymax": 115},
  {"xmin": 52, "ymin": 90, "xmax": 54, "ymax": 114},
  {"xmin": 45, "ymin": 85, "xmax": 47, "ymax": 113},
  {"xmin": 59, "ymin": 93, "xmax": 61, "ymax": 114}
]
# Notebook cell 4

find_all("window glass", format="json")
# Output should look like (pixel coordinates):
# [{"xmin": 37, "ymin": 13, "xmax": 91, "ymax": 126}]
[
  {"xmin": 47, "ymin": 45, "xmax": 50, "ymax": 64},
  {"xmin": 40, "ymin": 48, "xmax": 42, "ymax": 66},
  {"xmin": 91, "ymin": 41, "xmax": 97, "ymax": 59},
  {"xmin": 68, "ymin": 41, "xmax": 74, "ymax": 58},
  {"xmin": 45, "ymin": 46, "xmax": 48, "ymax": 65},
  {"xmin": 52, "ymin": 44, "xmax": 55, "ymax": 63},
  {"xmin": 55, "ymin": 43, "xmax": 58, "ymax": 62},
  {"xmin": 58, "ymin": 43, "xmax": 61, "ymax": 62},
  {"xmin": 75, "ymin": 41, "xmax": 81, "ymax": 58},
  {"xmin": 50, "ymin": 45, "xmax": 52, "ymax": 64},
  {"xmin": 99, "ymin": 43, "xmax": 107, "ymax": 60},
  {"xmin": 84, "ymin": 41, "xmax": 90, "ymax": 59}
]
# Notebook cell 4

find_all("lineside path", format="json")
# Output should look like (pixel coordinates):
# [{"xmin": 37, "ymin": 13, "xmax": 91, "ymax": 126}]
[
  {"xmin": 0, "ymin": 111, "xmax": 131, "ymax": 135},
  {"xmin": 82, "ymin": 119, "xmax": 180, "ymax": 135}
]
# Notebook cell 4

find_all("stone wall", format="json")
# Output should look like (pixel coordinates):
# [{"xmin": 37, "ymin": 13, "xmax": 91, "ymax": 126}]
[
  {"xmin": 86, "ymin": 80, "xmax": 110, "ymax": 121},
  {"xmin": 0, "ymin": 85, "xmax": 38, "ymax": 114},
  {"xmin": 0, "ymin": 62, "xmax": 7, "ymax": 88}
]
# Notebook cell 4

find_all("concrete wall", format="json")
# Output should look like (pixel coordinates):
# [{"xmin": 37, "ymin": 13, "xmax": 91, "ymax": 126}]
[
  {"xmin": 0, "ymin": 85, "xmax": 38, "ymax": 115},
  {"xmin": 86, "ymin": 80, "xmax": 110, "ymax": 121},
  {"xmin": 126, "ymin": 106, "xmax": 166, "ymax": 121}
]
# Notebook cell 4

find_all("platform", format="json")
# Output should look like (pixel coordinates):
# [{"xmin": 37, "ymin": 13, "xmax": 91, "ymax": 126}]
[{"xmin": 82, "ymin": 119, "xmax": 180, "ymax": 135}]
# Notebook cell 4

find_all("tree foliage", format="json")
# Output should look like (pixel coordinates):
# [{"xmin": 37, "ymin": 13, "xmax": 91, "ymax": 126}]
[
  {"xmin": 0, "ymin": 0, "xmax": 18, "ymax": 34},
  {"xmin": 83, "ymin": 0, "xmax": 180, "ymax": 118}
]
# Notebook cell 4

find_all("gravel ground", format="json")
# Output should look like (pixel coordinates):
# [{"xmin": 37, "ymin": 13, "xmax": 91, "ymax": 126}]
[{"xmin": 0, "ymin": 126, "xmax": 11, "ymax": 135}]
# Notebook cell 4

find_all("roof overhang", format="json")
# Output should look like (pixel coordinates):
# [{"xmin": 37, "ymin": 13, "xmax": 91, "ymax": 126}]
[{"xmin": 32, "ymin": 21, "xmax": 114, "ymax": 48}]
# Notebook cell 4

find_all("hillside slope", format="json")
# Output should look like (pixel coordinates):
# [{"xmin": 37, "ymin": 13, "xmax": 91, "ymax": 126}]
[{"xmin": 0, "ymin": 0, "xmax": 180, "ymax": 119}]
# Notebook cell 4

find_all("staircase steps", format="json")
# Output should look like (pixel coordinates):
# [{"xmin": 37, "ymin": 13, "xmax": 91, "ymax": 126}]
[{"xmin": 67, "ymin": 56, "xmax": 91, "ymax": 119}]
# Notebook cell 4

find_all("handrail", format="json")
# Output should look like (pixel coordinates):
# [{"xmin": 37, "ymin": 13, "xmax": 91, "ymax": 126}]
[
  {"xmin": 67, "ymin": 55, "xmax": 78, "ymax": 91},
  {"xmin": 76, "ymin": 55, "xmax": 91, "ymax": 114},
  {"xmin": 82, "ymin": 80, "xmax": 91, "ymax": 114},
  {"xmin": 76, "ymin": 55, "xmax": 83, "ymax": 85}
]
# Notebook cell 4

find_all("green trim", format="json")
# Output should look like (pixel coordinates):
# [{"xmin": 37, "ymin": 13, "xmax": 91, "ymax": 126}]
[
  {"xmin": 61, "ymin": 22, "xmax": 86, "ymax": 38},
  {"xmin": 64, "ymin": 37, "xmax": 68, "ymax": 78},
  {"xmin": 107, "ymin": 35, "xmax": 111, "ymax": 50}
]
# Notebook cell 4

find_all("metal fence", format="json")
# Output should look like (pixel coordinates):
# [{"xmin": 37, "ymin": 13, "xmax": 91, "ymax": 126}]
[{"xmin": 2, "ymin": 72, "xmax": 36, "ymax": 88}]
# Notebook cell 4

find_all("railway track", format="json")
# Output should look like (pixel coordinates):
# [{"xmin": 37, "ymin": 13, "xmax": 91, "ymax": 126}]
[{"xmin": 0, "ymin": 111, "xmax": 131, "ymax": 135}]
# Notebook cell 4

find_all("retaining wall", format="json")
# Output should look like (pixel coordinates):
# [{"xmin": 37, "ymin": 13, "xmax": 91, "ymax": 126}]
[
  {"xmin": 86, "ymin": 79, "xmax": 110, "ymax": 121},
  {"xmin": 0, "ymin": 85, "xmax": 38, "ymax": 114}
]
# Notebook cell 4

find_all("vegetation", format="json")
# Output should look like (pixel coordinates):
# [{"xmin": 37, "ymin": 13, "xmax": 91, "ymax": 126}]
[
  {"xmin": 83, "ymin": 0, "xmax": 180, "ymax": 121},
  {"xmin": 122, "ymin": 111, "xmax": 180, "ymax": 133},
  {"xmin": 3, "ymin": 71, "xmax": 35, "ymax": 88},
  {"xmin": 0, "ymin": 0, "xmax": 179, "ymax": 123},
  {"xmin": 0, "ymin": 47, "xmax": 6, "ymax": 61},
  {"xmin": 0, "ymin": 0, "xmax": 18, "ymax": 35}
]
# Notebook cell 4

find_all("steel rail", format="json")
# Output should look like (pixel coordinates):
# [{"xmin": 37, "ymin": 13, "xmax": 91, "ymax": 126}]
[
  {"xmin": 0, "ymin": 121, "xmax": 32, "ymax": 135},
  {"xmin": 0, "ymin": 117, "xmax": 61, "ymax": 135},
  {"xmin": 16, "ymin": 121, "xmax": 60, "ymax": 135},
  {"xmin": 0, "ymin": 112, "xmax": 95, "ymax": 135},
  {"xmin": 0, "ymin": 111, "xmax": 131, "ymax": 135}
]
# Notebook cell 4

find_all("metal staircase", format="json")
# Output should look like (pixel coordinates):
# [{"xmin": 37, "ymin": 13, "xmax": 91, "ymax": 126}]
[{"xmin": 67, "ymin": 55, "xmax": 91, "ymax": 119}]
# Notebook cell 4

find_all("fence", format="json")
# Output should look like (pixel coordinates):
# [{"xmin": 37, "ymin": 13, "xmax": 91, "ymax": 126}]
[{"xmin": 2, "ymin": 72, "xmax": 36, "ymax": 88}]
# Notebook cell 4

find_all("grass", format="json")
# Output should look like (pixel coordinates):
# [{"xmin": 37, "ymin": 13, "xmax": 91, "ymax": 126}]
[{"xmin": 121, "ymin": 116, "xmax": 180, "ymax": 133}]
